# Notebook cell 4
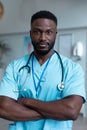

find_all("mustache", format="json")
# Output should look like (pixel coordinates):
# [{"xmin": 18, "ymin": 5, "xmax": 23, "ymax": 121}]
[{"xmin": 37, "ymin": 41, "xmax": 49, "ymax": 45}]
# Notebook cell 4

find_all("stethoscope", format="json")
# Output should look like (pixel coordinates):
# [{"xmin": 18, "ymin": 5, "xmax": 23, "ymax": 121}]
[{"xmin": 13, "ymin": 50, "xmax": 64, "ymax": 92}]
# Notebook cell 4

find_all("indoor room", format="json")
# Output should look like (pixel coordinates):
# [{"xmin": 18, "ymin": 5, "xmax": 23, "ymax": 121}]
[{"xmin": 0, "ymin": 0, "xmax": 87, "ymax": 130}]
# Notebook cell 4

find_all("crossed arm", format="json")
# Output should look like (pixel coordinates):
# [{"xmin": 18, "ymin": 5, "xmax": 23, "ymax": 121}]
[
  {"xmin": 0, "ymin": 95, "xmax": 83, "ymax": 121},
  {"xmin": 0, "ymin": 96, "xmax": 43, "ymax": 121}
]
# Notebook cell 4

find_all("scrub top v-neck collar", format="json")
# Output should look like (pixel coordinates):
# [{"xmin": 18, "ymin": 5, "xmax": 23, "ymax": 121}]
[{"xmin": 32, "ymin": 54, "xmax": 52, "ymax": 96}]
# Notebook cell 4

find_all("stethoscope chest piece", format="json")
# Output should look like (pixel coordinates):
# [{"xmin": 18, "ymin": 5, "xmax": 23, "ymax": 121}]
[{"xmin": 57, "ymin": 82, "xmax": 64, "ymax": 91}]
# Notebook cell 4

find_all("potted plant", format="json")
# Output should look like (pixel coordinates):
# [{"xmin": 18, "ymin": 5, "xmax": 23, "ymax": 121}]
[
  {"xmin": 0, "ymin": 40, "xmax": 11, "ymax": 80},
  {"xmin": 0, "ymin": 40, "xmax": 11, "ymax": 68}
]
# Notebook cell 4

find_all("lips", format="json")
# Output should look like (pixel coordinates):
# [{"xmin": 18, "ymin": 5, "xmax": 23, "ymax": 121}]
[{"xmin": 38, "ymin": 42, "xmax": 48, "ymax": 48}]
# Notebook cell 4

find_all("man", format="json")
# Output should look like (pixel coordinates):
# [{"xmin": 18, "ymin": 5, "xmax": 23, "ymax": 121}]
[{"xmin": 0, "ymin": 10, "xmax": 86, "ymax": 130}]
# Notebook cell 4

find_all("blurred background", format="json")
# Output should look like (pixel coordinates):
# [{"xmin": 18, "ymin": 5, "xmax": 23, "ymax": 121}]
[{"xmin": 0, "ymin": 0, "xmax": 87, "ymax": 130}]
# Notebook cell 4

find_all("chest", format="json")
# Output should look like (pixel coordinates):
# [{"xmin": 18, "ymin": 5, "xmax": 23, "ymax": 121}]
[{"xmin": 17, "ymin": 62, "xmax": 63, "ymax": 100}]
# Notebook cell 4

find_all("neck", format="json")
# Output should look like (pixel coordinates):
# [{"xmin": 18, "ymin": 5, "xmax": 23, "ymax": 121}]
[{"xmin": 34, "ymin": 50, "xmax": 54, "ymax": 65}]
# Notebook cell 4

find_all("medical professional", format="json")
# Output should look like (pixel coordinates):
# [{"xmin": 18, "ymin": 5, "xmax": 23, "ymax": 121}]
[{"xmin": 0, "ymin": 10, "xmax": 86, "ymax": 130}]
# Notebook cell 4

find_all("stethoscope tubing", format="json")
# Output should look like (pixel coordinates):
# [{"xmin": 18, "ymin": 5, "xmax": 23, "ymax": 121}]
[
  {"xmin": 18, "ymin": 50, "xmax": 64, "ymax": 91},
  {"xmin": 54, "ymin": 50, "xmax": 64, "ymax": 82},
  {"xmin": 18, "ymin": 52, "xmax": 33, "ymax": 73},
  {"xmin": 19, "ymin": 50, "xmax": 64, "ymax": 83}
]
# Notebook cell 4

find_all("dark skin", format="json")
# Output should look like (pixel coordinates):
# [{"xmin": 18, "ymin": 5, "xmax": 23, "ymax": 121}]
[
  {"xmin": 0, "ymin": 18, "xmax": 83, "ymax": 121},
  {"xmin": 30, "ymin": 19, "xmax": 57, "ymax": 65}
]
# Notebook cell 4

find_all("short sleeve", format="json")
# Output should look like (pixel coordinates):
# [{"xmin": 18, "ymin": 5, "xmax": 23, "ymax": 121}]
[
  {"xmin": 0, "ymin": 62, "xmax": 19, "ymax": 100},
  {"xmin": 62, "ymin": 62, "xmax": 86, "ymax": 103}
]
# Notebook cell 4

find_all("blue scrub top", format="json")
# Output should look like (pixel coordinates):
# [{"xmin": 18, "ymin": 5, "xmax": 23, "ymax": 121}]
[{"xmin": 0, "ymin": 53, "xmax": 86, "ymax": 130}]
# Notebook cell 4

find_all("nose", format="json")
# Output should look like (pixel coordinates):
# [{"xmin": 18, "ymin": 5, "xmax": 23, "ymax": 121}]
[{"xmin": 40, "ymin": 32, "xmax": 46, "ymax": 40}]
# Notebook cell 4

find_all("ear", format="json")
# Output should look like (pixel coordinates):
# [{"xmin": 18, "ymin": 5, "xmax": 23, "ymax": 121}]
[{"xmin": 56, "ymin": 29, "xmax": 58, "ymax": 34}]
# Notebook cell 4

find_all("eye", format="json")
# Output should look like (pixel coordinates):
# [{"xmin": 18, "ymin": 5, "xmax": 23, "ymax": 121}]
[
  {"xmin": 46, "ymin": 30, "xmax": 54, "ymax": 35},
  {"xmin": 33, "ymin": 30, "xmax": 41, "ymax": 35}
]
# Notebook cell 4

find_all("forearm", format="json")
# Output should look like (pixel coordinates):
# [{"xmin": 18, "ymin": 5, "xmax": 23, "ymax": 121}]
[
  {"xmin": 19, "ymin": 98, "xmax": 70, "ymax": 120},
  {"xmin": 29, "ymin": 99, "xmax": 73, "ymax": 120},
  {"xmin": 0, "ymin": 96, "xmax": 43, "ymax": 121},
  {"xmin": 18, "ymin": 96, "xmax": 83, "ymax": 120}
]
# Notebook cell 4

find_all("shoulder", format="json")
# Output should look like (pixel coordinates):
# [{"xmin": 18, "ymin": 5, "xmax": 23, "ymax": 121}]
[
  {"xmin": 60, "ymin": 54, "xmax": 84, "ymax": 78},
  {"xmin": 13, "ymin": 54, "xmax": 29, "ymax": 66},
  {"xmin": 61, "ymin": 55, "xmax": 83, "ymax": 70},
  {"xmin": 6, "ymin": 54, "xmax": 30, "ymax": 72}
]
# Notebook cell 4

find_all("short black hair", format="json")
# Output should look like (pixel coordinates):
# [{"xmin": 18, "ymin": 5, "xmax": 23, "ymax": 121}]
[{"xmin": 31, "ymin": 10, "xmax": 57, "ymax": 25}]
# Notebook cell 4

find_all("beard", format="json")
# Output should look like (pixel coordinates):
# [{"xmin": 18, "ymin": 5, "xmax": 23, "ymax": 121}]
[{"xmin": 31, "ymin": 40, "xmax": 55, "ymax": 56}]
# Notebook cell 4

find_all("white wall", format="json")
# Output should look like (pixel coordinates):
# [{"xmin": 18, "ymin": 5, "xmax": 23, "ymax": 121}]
[
  {"xmin": 1, "ymin": 0, "xmax": 87, "ymax": 34},
  {"xmin": 0, "ymin": 33, "xmax": 28, "ymax": 66}
]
